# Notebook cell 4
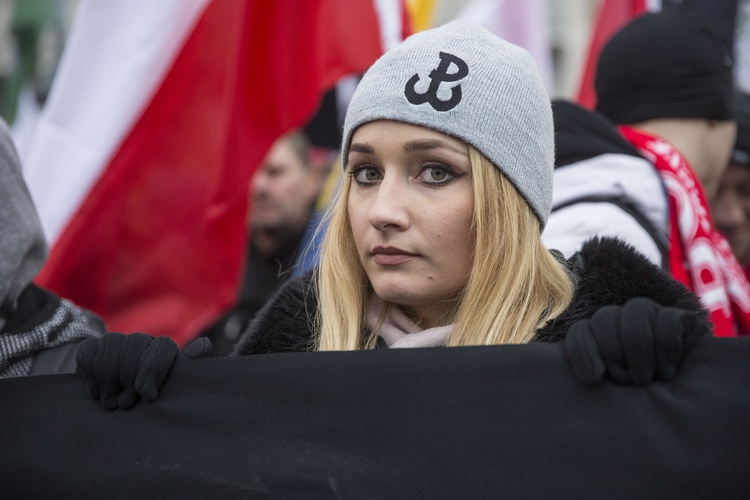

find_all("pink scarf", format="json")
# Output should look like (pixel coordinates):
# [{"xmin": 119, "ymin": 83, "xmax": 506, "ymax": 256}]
[
  {"xmin": 365, "ymin": 296, "xmax": 453, "ymax": 348},
  {"xmin": 621, "ymin": 126, "xmax": 750, "ymax": 336}
]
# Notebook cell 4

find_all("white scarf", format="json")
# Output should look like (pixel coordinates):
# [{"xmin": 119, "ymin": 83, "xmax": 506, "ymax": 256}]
[{"xmin": 365, "ymin": 295, "xmax": 453, "ymax": 348}]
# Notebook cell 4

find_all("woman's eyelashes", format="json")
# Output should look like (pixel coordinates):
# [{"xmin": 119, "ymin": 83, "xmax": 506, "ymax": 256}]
[
  {"xmin": 348, "ymin": 162, "xmax": 462, "ymax": 187},
  {"xmin": 417, "ymin": 163, "xmax": 461, "ymax": 185},
  {"xmin": 349, "ymin": 164, "xmax": 382, "ymax": 185}
]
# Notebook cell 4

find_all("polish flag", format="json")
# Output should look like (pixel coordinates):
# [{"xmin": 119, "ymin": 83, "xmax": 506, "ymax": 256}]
[
  {"xmin": 576, "ymin": 0, "xmax": 660, "ymax": 109},
  {"xmin": 23, "ymin": 0, "xmax": 402, "ymax": 345}
]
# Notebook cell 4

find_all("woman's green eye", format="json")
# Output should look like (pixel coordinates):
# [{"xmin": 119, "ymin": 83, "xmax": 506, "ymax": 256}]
[
  {"xmin": 351, "ymin": 166, "xmax": 381, "ymax": 184},
  {"xmin": 421, "ymin": 165, "xmax": 453, "ymax": 184},
  {"xmin": 430, "ymin": 168, "xmax": 447, "ymax": 181}
]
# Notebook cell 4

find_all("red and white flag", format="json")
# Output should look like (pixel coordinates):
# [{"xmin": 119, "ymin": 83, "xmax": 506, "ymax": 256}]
[
  {"xmin": 576, "ymin": 0, "xmax": 661, "ymax": 109},
  {"xmin": 22, "ymin": 0, "xmax": 401, "ymax": 345}
]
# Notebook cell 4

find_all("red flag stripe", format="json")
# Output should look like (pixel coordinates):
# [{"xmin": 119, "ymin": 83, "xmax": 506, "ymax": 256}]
[{"xmin": 37, "ymin": 0, "xmax": 388, "ymax": 345}]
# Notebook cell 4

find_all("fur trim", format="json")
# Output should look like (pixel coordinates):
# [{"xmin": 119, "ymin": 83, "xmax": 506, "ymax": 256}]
[
  {"xmin": 231, "ymin": 272, "xmax": 317, "ymax": 356},
  {"xmin": 535, "ymin": 237, "xmax": 708, "ymax": 342},
  {"xmin": 233, "ymin": 237, "xmax": 708, "ymax": 355}
]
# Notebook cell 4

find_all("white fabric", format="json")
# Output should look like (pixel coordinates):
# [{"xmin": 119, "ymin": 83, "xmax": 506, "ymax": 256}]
[
  {"xmin": 365, "ymin": 296, "xmax": 452, "ymax": 349},
  {"xmin": 373, "ymin": 0, "xmax": 405, "ymax": 51},
  {"xmin": 20, "ymin": 0, "xmax": 210, "ymax": 243},
  {"xmin": 542, "ymin": 153, "xmax": 668, "ymax": 267},
  {"xmin": 544, "ymin": 203, "xmax": 662, "ymax": 265}
]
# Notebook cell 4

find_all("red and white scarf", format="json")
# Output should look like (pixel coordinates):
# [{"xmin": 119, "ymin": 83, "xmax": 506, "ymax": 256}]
[{"xmin": 621, "ymin": 126, "xmax": 750, "ymax": 336}]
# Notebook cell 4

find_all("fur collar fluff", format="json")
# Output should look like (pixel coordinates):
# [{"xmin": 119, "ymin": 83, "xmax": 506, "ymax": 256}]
[{"xmin": 233, "ymin": 237, "xmax": 707, "ymax": 356}]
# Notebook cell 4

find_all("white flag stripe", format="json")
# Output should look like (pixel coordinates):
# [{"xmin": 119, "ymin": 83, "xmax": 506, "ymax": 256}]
[
  {"xmin": 21, "ymin": 0, "xmax": 210, "ymax": 242},
  {"xmin": 373, "ymin": 0, "xmax": 404, "ymax": 52}
]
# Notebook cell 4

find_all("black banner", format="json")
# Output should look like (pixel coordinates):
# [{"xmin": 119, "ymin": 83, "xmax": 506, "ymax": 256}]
[{"xmin": 2, "ymin": 338, "xmax": 749, "ymax": 498}]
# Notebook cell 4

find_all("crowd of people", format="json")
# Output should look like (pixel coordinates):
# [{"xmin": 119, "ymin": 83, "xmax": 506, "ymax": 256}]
[
  {"xmin": 1, "ymin": 8, "xmax": 747, "ymax": 371},
  {"xmin": 0, "ymin": 2, "xmax": 748, "ymax": 466}
]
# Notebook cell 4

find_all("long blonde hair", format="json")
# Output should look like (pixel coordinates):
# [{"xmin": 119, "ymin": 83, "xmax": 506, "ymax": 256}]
[{"xmin": 313, "ymin": 146, "xmax": 573, "ymax": 350}]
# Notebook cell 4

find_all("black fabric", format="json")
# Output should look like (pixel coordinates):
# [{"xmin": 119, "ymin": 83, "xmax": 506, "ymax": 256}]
[
  {"xmin": 204, "ymin": 228, "xmax": 306, "ymax": 357},
  {"xmin": 234, "ymin": 237, "xmax": 707, "ymax": 355},
  {"xmin": 662, "ymin": 0, "xmax": 738, "ymax": 60},
  {"xmin": 1, "ymin": 284, "xmax": 60, "ymax": 333},
  {"xmin": 595, "ymin": 10, "xmax": 734, "ymax": 124},
  {"xmin": 564, "ymin": 297, "xmax": 711, "ymax": 386},
  {"xmin": 304, "ymin": 85, "xmax": 343, "ymax": 150},
  {"xmin": 27, "ymin": 342, "xmax": 79, "ymax": 376},
  {"xmin": 552, "ymin": 99, "xmax": 642, "ymax": 167},
  {"xmin": 2, "ymin": 338, "xmax": 750, "ymax": 498}
]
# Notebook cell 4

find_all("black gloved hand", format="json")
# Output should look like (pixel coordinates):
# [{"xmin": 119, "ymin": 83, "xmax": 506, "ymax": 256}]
[
  {"xmin": 563, "ymin": 298, "xmax": 710, "ymax": 386},
  {"xmin": 76, "ymin": 332, "xmax": 211, "ymax": 410}
]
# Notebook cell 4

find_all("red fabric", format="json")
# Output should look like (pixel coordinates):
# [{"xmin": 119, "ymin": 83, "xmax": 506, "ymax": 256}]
[
  {"xmin": 37, "ymin": 0, "xmax": 385, "ymax": 346},
  {"xmin": 621, "ymin": 126, "xmax": 750, "ymax": 336},
  {"xmin": 576, "ymin": 0, "xmax": 649, "ymax": 109}
]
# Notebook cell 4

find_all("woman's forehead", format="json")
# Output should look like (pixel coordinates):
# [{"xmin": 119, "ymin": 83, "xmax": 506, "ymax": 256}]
[{"xmin": 350, "ymin": 120, "xmax": 467, "ymax": 150}]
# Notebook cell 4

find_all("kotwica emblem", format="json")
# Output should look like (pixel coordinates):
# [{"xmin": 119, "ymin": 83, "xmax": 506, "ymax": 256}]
[{"xmin": 404, "ymin": 52, "xmax": 469, "ymax": 112}]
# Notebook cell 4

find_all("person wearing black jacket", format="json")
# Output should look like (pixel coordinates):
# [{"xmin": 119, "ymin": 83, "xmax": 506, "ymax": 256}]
[{"xmin": 545, "ymin": 11, "xmax": 750, "ymax": 337}]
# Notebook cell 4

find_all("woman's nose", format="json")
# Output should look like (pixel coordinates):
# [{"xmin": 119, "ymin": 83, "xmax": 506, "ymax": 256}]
[{"xmin": 367, "ymin": 177, "xmax": 410, "ymax": 231}]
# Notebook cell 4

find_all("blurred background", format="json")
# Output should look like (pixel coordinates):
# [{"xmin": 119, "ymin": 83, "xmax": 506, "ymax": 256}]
[{"xmin": 2, "ymin": 0, "xmax": 746, "ymax": 128}]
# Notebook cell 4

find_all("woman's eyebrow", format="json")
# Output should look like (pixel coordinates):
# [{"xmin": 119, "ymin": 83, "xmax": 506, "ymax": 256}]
[
  {"xmin": 403, "ymin": 139, "xmax": 468, "ymax": 156},
  {"xmin": 349, "ymin": 143, "xmax": 374, "ymax": 154}
]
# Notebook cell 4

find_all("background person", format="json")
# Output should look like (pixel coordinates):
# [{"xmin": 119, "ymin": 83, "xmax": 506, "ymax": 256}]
[
  {"xmin": 713, "ymin": 92, "xmax": 750, "ymax": 274},
  {"xmin": 543, "ymin": 10, "xmax": 748, "ymax": 336},
  {"xmin": 203, "ymin": 129, "xmax": 323, "ymax": 356},
  {"xmin": 0, "ymin": 116, "xmax": 104, "ymax": 378}
]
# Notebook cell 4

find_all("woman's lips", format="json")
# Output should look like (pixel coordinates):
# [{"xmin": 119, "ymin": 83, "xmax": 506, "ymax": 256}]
[{"xmin": 371, "ymin": 247, "xmax": 418, "ymax": 265}]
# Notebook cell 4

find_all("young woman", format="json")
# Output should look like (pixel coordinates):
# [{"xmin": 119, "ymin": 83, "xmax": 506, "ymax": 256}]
[{"xmin": 78, "ymin": 21, "xmax": 708, "ymax": 408}]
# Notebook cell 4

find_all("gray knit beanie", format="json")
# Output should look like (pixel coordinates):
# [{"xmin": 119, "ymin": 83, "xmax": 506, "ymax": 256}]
[{"xmin": 342, "ymin": 20, "xmax": 554, "ymax": 227}]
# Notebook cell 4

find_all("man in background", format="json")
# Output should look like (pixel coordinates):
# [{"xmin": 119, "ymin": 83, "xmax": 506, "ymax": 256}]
[
  {"xmin": 204, "ymin": 129, "xmax": 322, "ymax": 356},
  {"xmin": 544, "ymin": 10, "xmax": 748, "ymax": 336},
  {"xmin": 713, "ymin": 92, "xmax": 750, "ymax": 275}
]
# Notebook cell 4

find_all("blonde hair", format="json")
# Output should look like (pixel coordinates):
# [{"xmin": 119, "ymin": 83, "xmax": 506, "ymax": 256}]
[{"xmin": 313, "ymin": 146, "xmax": 573, "ymax": 350}]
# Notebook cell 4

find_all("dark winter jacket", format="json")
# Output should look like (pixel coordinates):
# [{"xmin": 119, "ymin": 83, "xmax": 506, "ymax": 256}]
[{"xmin": 233, "ymin": 237, "xmax": 707, "ymax": 356}]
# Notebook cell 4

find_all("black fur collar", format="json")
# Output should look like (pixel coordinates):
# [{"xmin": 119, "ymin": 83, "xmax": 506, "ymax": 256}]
[{"xmin": 233, "ymin": 237, "xmax": 707, "ymax": 356}]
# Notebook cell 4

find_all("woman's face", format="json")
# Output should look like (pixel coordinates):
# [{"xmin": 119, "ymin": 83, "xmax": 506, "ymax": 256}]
[{"xmin": 346, "ymin": 120, "xmax": 474, "ymax": 328}]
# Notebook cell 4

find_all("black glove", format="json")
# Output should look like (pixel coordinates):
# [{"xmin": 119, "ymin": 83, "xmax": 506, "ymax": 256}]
[
  {"xmin": 563, "ymin": 298, "xmax": 710, "ymax": 386},
  {"xmin": 76, "ymin": 332, "xmax": 212, "ymax": 410}
]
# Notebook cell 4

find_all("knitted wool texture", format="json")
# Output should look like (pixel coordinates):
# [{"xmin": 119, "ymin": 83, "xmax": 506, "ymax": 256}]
[{"xmin": 341, "ymin": 20, "xmax": 554, "ymax": 227}]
